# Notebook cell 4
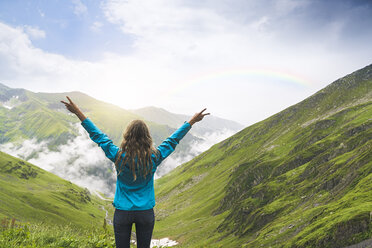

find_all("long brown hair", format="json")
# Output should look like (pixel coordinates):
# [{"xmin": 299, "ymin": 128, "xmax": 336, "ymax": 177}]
[{"xmin": 114, "ymin": 120, "xmax": 157, "ymax": 180}]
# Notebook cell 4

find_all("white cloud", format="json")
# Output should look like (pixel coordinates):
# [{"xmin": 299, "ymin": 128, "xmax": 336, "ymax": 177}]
[
  {"xmin": 38, "ymin": 9, "xmax": 45, "ymax": 18},
  {"xmin": 0, "ymin": 121, "xmax": 238, "ymax": 194},
  {"xmin": 90, "ymin": 21, "xmax": 103, "ymax": 32},
  {"xmin": 155, "ymin": 128, "xmax": 235, "ymax": 178},
  {"xmin": 274, "ymin": 0, "xmax": 310, "ymax": 15},
  {"xmin": 190, "ymin": 129, "xmax": 236, "ymax": 155},
  {"xmin": 99, "ymin": 0, "xmax": 372, "ymax": 123},
  {"xmin": 23, "ymin": 25, "xmax": 46, "ymax": 39},
  {"xmin": 1, "ymin": 0, "xmax": 372, "ymax": 125},
  {"xmin": 101, "ymin": 0, "xmax": 371, "ymax": 84},
  {"xmin": 102, "ymin": 0, "xmax": 242, "ymax": 64},
  {"xmin": 250, "ymin": 16, "xmax": 270, "ymax": 31},
  {"xmin": 0, "ymin": 124, "xmax": 116, "ymax": 196},
  {"xmin": 71, "ymin": 0, "xmax": 88, "ymax": 16}
]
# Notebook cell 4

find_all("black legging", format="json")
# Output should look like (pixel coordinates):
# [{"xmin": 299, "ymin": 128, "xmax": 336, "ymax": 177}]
[{"xmin": 113, "ymin": 208, "xmax": 155, "ymax": 248}]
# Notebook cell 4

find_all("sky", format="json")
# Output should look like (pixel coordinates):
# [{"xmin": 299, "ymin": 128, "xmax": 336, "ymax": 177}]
[{"xmin": 0, "ymin": 0, "xmax": 371, "ymax": 125}]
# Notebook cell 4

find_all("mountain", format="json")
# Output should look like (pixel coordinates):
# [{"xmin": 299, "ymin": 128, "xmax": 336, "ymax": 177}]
[
  {"xmin": 153, "ymin": 64, "xmax": 372, "ymax": 247},
  {"xmin": 132, "ymin": 106, "xmax": 243, "ymax": 136},
  {"xmin": 0, "ymin": 85, "xmax": 203, "ymax": 195},
  {"xmin": 0, "ymin": 150, "xmax": 109, "ymax": 228},
  {"xmin": 0, "ymin": 84, "xmax": 76, "ymax": 146},
  {"xmin": 0, "ymin": 83, "xmax": 243, "ymax": 195},
  {"xmin": 0, "ymin": 84, "xmax": 196, "ymax": 150}
]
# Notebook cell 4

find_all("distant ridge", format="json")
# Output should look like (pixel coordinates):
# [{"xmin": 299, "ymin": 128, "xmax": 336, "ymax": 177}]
[
  {"xmin": 132, "ymin": 106, "xmax": 243, "ymax": 136},
  {"xmin": 0, "ymin": 84, "xmax": 198, "ymax": 147}
]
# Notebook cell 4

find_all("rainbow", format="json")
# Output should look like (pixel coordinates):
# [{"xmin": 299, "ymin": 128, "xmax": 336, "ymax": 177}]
[{"xmin": 164, "ymin": 67, "xmax": 313, "ymax": 97}]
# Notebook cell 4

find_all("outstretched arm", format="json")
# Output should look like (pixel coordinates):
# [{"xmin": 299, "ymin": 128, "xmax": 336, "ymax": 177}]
[
  {"xmin": 61, "ymin": 96, "xmax": 118, "ymax": 162},
  {"xmin": 60, "ymin": 96, "xmax": 86, "ymax": 122},
  {"xmin": 155, "ymin": 108, "xmax": 210, "ymax": 167}
]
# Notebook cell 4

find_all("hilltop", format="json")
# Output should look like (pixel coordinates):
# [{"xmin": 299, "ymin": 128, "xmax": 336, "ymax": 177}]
[{"xmin": 132, "ymin": 106, "xmax": 243, "ymax": 136}]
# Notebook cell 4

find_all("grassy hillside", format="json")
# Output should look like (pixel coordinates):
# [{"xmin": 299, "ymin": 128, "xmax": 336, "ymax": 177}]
[
  {"xmin": 0, "ymin": 151, "xmax": 111, "ymax": 228},
  {"xmin": 153, "ymin": 64, "xmax": 372, "ymax": 247},
  {"xmin": 0, "ymin": 86, "xmax": 76, "ymax": 146}
]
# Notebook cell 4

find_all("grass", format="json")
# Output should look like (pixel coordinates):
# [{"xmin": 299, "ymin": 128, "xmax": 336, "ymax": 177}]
[
  {"xmin": 0, "ymin": 218, "xmax": 169, "ymax": 248},
  {"xmin": 0, "ymin": 218, "xmax": 116, "ymax": 248},
  {"xmin": 0, "ymin": 151, "xmax": 121, "ymax": 247}
]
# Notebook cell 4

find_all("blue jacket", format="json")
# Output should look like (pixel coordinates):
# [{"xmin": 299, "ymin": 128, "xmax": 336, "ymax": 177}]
[{"xmin": 81, "ymin": 118, "xmax": 191, "ymax": 210}]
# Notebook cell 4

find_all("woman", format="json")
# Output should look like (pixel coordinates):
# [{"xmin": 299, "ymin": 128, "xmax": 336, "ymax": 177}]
[{"xmin": 61, "ymin": 96, "xmax": 209, "ymax": 248}]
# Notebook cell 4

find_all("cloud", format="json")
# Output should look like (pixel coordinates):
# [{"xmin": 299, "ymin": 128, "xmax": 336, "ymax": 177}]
[
  {"xmin": 0, "ymin": 21, "xmax": 187, "ymax": 114},
  {"xmin": 0, "ymin": 22, "xmax": 80, "ymax": 82},
  {"xmin": 189, "ymin": 129, "xmax": 236, "ymax": 155},
  {"xmin": 99, "ymin": 0, "xmax": 372, "ymax": 123},
  {"xmin": 250, "ymin": 16, "xmax": 270, "ymax": 31},
  {"xmin": 1, "ymin": 0, "xmax": 372, "ymax": 125},
  {"xmin": 0, "ymin": 139, "xmax": 49, "ymax": 162},
  {"xmin": 155, "ymin": 128, "xmax": 235, "ymax": 178},
  {"xmin": 38, "ymin": 9, "xmax": 45, "ymax": 18},
  {"xmin": 90, "ymin": 21, "xmax": 103, "ymax": 32},
  {"xmin": 71, "ymin": 0, "xmax": 88, "ymax": 16},
  {"xmin": 23, "ymin": 25, "xmax": 46, "ymax": 39},
  {"xmin": 101, "ymin": 0, "xmax": 372, "ymax": 80},
  {"xmin": 155, "ymin": 155, "xmax": 193, "ymax": 179},
  {"xmin": 0, "ymin": 120, "xmax": 238, "ymax": 193},
  {"xmin": 274, "ymin": 0, "xmax": 310, "ymax": 15},
  {"xmin": 0, "ymin": 124, "xmax": 116, "ymax": 196},
  {"xmin": 102, "ymin": 0, "xmax": 246, "ymax": 65}
]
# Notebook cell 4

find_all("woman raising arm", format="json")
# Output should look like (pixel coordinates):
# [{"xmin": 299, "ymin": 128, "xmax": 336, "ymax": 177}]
[{"xmin": 61, "ymin": 96, "xmax": 209, "ymax": 248}]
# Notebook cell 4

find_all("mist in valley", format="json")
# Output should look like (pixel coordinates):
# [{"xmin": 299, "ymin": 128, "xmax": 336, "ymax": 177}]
[{"xmin": 0, "ymin": 122, "xmax": 237, "ymax": 197}]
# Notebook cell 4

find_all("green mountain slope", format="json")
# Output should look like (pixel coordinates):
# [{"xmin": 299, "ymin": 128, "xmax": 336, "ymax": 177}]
[
  {"xmin": 0, "ymin": 85, "xmax": 76, "ymax": 146},
  {"xmin": 153, "ymin": 64, "xmax": 372, "ymax": 247},
  {"xmin": 0, "ymin": 151, "xmax": 109, "ymax": 228}
]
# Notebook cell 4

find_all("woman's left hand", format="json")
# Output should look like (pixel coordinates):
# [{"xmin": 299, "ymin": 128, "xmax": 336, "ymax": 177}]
[
  {"xmin": 61, "ymin": 96, "xmax": 80, "ymax": 114},
  {"xmin": 61, "ymin": 96, "xmax": 87, "ymax": 121}
]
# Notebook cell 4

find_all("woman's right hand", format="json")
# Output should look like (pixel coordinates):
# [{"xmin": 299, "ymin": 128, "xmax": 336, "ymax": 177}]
[{"xmin": 188, "ymin": 108, "xmax": 210, "ymax": 126}]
